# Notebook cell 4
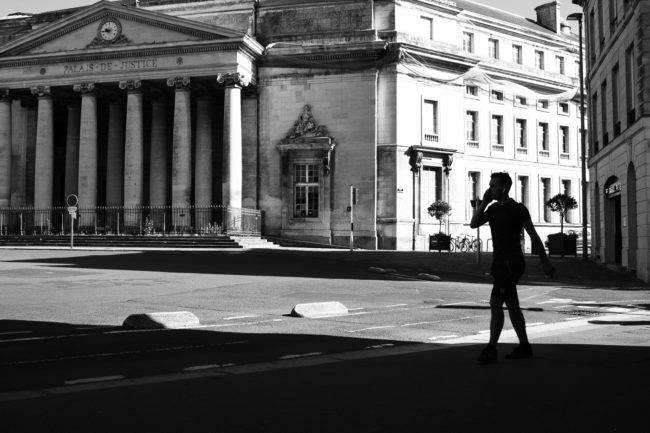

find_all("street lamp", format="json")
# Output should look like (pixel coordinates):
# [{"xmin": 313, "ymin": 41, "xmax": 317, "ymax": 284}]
[
  {"xmin": 470, "ymin": 197, "xmax": 481, "ymax": 265},
  {"xmin": 567, "ymin": 12, "xmax": 588, "ymax": 260}
]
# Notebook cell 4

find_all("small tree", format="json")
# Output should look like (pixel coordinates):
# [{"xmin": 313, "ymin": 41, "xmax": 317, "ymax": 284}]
[
  {"xmin": 428, "ymin": 200, "xmax": 452, "ymax": 235},
  {"xmin": 545, "ymin": 193, "xmax": 578, "ymax": 236}
]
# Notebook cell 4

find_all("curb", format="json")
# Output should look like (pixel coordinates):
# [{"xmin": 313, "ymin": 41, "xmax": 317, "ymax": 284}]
[
  {"xmin": 291, "ymin": 302, "xmax": 348, "ymax": 318},
  {"xmin": 122, "ymin": 311, "xmax": 201, "ymax": 329}
]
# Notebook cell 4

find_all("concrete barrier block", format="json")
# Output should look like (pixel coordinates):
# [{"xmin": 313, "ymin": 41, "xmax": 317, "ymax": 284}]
[
  {"xmin": 417, "ymin": 273, "xmax": 441, "ymax": 281},
  {"xmin": 291, "ymin": 302, "xmax": 348, "ymax": 318},
  {"xmin": 122, "ymin": 311, "xmax": 201, "ymax": 329}
]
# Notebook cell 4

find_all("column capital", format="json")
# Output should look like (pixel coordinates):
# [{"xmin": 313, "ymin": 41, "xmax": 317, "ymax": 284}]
[
  {"xmin": 118, "ymin": 79, "xmax": 142, "ymax": 92},
  {"xmin": 30, "ymin": 85, "xmax": 52, "ymax": 98},
  {"xmin": 73, "ymin": 83, "xmax": 95, "ymax": 94},
  {"xmin": 167, "ymin": 76, "xmax": 191, "ymax": 90},
  {"xmin": 217, "ymin": 72, "xmax": 249, "ymax": 88}
]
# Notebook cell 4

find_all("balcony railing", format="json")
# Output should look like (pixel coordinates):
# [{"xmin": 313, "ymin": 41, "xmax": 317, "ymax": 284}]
[
  {"xmin": 0, "ymin": 205, "xmax": 262, "ymax": 236},
  {"xmin": 424, "ymin": 134, "xmax": 439, "ymax": 143}
]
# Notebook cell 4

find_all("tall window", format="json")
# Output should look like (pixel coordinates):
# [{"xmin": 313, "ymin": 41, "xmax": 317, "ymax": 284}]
[
  {"xmin": 560, "ymin": 126, "xmax": 570, "ymax": 154},
  {"xmin": 562, "ymin": 179, "xmax": 573, "ymax": 223},
  {"xmin": 601, "ymin": 80, "xmax": 608, "ymax": 145},
  {"xmin": 468, "ymin": 171, "xmax": 481, "ymax": 217},
  {"xmin": 556, "ymin": 56, "xmax": 565, "ymax": 75},
  {"xmin": 491, "ymin": 115, "xmax": 503, "ymax": 146},
  {"xmin": 515, "ymin": 118, "xmax": 527, "ymax": 148},
  {"xmin": 589, "ymin": 9, "xmax": 596, "ymax": 61},
  {"xmin": 597, "ymin": 0, "xmax": 604, "ymax": 46},
  {"xmin": 512, "ymin": 45, "xmax": 522, "ymax": 64},
  {"xmin": 626, "ymin": 44, "xmax": 636, "ymax": 124},
  {"xmin": 612, "ymin": 63, "xmax": 620, "ymax": 134},
  {"xmin": 463, "ymin": 32, "xmax": 474, "ymax": 53},
  {"xmin": 423, "ymin": 100, "xmax": 439, "ymax": 141},
  {"xmin": 419, "ymin": 16, "xmax": 433, "ymax": 39},
  {"xmin": 518, "ymin": 176, "xmax": 529, "ymax": 208},
  {"xmin": 293, "ymin": 164, "xmax": 320, "ymax": 218},
  {"xmin": 591, "ymin": 92, "xmax": 599, "ymax": 153},
  {"xmin": 538, "ymin": 122, "xmax": 549, "ymax": 152},
  {"xmin": 541, "ymin": 178, "xmax": 552, "ymax": 222},
  {"xmin": 489, "ymin": 39, "xmax": 499, "ymax": 59},
  {"xmin": 465, "ymin": 85, "xmax": 478, "ymax": 97},
  {"xmin": 535, "ymin": 50, "xmax": 545, "ymax": 70},
  {"xmin": 422, "ymin": 166, "xmax": 442, "ymax": 220},
  {"xmin": 466, "ymin": 111, "xmax": 479, "ymax": 143},
  {"xmin": 609, "ymin": 0, "xmax": 617, "ymax": 31}
]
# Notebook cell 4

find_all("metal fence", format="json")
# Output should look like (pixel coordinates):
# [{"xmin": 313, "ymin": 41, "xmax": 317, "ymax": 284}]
[{"xmin": 0, "ymin": 205, "xmax": 262, "ymax": 236}]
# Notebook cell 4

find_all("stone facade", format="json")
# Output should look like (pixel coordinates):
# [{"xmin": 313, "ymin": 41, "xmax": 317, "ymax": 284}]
[
  {"xmin": 574, "ymin": 0, "xmax": 650, "ymax": 280},
  {"xmin": 0, "ymin": 0, "xmax": 586, "ymax": 250}
]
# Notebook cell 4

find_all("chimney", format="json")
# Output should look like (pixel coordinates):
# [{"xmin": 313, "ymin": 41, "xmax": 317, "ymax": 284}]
[{"xmin": 535, "ymin": 1, "xmax": 562, "ymax": 33}]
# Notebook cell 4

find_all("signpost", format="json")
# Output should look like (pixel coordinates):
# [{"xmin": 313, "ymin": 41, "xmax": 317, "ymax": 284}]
[
  {"xmin": 350, "ymin": 185, "xmax": 358, "ymax": 251},
  {"xmin": 66, "ymin": 194, "xmax": 78, "ymax": 249}
]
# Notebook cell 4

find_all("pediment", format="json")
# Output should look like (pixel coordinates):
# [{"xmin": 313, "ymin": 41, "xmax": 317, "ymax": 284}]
[{"xmin": 0, "ymin": 0, "xmax": 244, "ymax": 57}]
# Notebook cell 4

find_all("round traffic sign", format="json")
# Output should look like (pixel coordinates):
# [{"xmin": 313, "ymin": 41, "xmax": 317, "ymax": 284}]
[{"xmin": 66, "ymin": 194, "xmax": 78, "ymax": 207}]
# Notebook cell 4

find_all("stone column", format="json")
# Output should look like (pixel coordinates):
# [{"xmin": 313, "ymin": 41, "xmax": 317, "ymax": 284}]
[
  {"xmin": 31, "ymin": 86, "xmax": 54, "ymax": 233},
  {"xmin": 104, "ymin": 93, "xmax": 125, "ymax": 235},
  {"xmin": 0, "ymin": 90, "xmax": 11, "ymax": 208},
  {"xmin": 105, "ymin": 96, "xmax": 124, "ymax": 207},
  {"xmin": 217, "ymin": 73, "xmax": 246, "ymax": 233},
  {"xmin": 194, "ymin": 92, "xmax": 213, "ymax": 232},
  {"xmin": 63, "ymin": 99, "xmax": 80, "ymax": 200},
  {"xmin": 149, "ymin": 89, "xmax": 167, "ymax": 233},
  {"xmin": 10, "ymin": 99, "xmax": 29, "ymax": 207},
  {"xmin": 74, "ymin": 83, "xmax": 97, "ymax": 231},
  {"xmin": 119, "ymin": 80, "xmax": 143, "ymax": 233},
  {"xmin": 167, "ymin": 76, "xmax": 191, "ymax": 232}
]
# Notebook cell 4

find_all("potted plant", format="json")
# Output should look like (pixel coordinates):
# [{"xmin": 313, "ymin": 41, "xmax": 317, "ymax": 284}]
[
  {"xmin": 545, "ymin": 193, "xmax": 578, "ymax": 257},
  {"xmin": 427, "ymin": 200, "xmax": 452, "ymax": 252}
]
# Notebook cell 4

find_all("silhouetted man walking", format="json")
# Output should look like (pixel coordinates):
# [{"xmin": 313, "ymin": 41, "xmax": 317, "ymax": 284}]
[{"xmin": 470, "ymin": 172, "xmax": 555, "ymax": 364}]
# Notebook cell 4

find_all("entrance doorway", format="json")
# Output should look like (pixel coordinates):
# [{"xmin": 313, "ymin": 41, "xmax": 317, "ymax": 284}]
[{"xmin": 604, "ymin": 176, "xmax": 622, "ymax": 264}]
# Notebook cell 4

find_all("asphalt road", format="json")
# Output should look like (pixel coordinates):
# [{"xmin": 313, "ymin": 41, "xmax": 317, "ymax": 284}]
[{"xmin": 1, "ymin": 248, "xmax": 649, "ymax": 432}]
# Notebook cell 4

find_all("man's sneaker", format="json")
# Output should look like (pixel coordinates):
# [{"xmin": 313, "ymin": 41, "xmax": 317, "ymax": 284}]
[
  {"xmin": 505, "ymin": 344, "xmax": 533, "ymax": 360},
  {"xmin": 477, "ymin": 344, "xmax": 497, "ymax": 364}
]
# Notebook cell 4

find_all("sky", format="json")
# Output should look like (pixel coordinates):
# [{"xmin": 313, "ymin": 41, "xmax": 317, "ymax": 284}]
[{"xmin": 0, "ymin": 0, "xmax": 584, "ymax": 26}]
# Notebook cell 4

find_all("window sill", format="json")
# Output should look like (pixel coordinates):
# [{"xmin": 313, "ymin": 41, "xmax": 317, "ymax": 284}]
[
  {"xmin": 492, "ymin": 144, "xmax": 505, "ymax": 152},
  {"xmin": 466, "ymin": 141, "xmax": 479, "ymax": 149},
  {"xmin": 538, "ymin": 150, "xmax": 550, "ymax": 157}
]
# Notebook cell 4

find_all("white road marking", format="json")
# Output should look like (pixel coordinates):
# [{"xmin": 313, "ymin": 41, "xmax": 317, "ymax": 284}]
[
  {"xmin": 193, "ymin": 319, "xmax": 282, "ymax": 329},
  {"xmin": 346, "ymin": 325, "xmax": 397, "ymax": 333},
  {"xmin": 348, "ymin": 307, "xmax": 365, "ymax": 311},
  {"xmin": 606, "ymin": 307, "xmax": 632, "ymax": 313},
  {"xmin": 527, "ymin": 322, "xmax": 545, "ymax": 327},
  {"xmin": 0, "ymin": 331, "xmax": 31, "ymax": 336},
  {"xmin": 1, "ymin": 340, "xmax": 249, "ymax": 367},
  {"xmin": 183, "ymin": 364, "xmax": 222, "ymax": 372},
  {"xmin": 65, "ymin": 375, "xmax": 125, "ymax": 386},
  {"xmin": 428, "ymin": 335, "xmax": 458, "ymax": 341},
  {"xmin": 280, "ymin": 352, "xmax": 322, "ymax": 360},
  {"xmin": 364, "ymin": 343, "xmax": 395, "ymax": 349},
  {"xmin": 223, "ymin": 315, "xmax": 258, "ymax": 320},
  {"xmin": 538, "ymin": 298, "xmax": 574, "ymax": 304},
  {"xmin": 382, "ymin": 304, "xmax": 408, "ymax": 308}
]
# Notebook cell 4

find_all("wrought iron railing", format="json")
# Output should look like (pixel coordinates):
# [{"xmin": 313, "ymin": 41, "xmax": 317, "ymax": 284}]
[{"xmin": 0, "ymin": 205, "xmax": 261, "ymax": 236}]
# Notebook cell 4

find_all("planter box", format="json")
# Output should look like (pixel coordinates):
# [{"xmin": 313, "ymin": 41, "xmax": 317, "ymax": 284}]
[
  {"xmin": 547, "ymin": 234, "xmax": 577, "ymax": 257},
  {"xmin": 429, "ymin": 234, "xmax": 451, "ymax": 251}
]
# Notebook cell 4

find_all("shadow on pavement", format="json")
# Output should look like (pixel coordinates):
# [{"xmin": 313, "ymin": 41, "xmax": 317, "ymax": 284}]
[
  {"xmin": 7, "ymin": 250, "xmax": 649, "ymax": 290},
  {"xmin": 1, "ymin": 318, "xmax": 648, "ymax": 433}
]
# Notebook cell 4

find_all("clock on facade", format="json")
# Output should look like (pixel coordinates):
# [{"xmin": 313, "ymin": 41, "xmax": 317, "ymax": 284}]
[{"xmin": 98, "ymin": 18, "xmax": 121, "ymax": 42}]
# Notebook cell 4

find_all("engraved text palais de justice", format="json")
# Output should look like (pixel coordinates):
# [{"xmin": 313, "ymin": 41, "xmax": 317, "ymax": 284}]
[{"xmin": 63, "ymin": 58, "xmax": 159, "ymax": 74}]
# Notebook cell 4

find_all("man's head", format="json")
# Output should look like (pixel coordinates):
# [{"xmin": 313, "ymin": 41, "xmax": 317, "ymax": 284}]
[{"xmin": 489, "ymin": 172, "xmax": 512, "ymax": 201}]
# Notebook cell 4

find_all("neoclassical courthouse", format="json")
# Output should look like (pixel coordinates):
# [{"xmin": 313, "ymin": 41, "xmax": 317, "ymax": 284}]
[{"xmin": 0, "ymin": 0, "xmax": 585, "ymax": 249}]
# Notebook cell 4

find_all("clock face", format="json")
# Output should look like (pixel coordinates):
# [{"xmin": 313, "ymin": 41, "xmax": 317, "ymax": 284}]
[{"xmin": 99, "ymin": 20, "xmax": 120, "ymax": 42}]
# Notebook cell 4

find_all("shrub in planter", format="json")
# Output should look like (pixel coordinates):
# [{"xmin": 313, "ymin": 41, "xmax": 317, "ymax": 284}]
[
  {"xmin": 427, "ymin": 201, "xmax": 452, "ymax": 252},
  {"xmin": 547, "ymin": 232, "xmax": 578, "ymax": 257},
  {"xmin": 545, "ymin": 193, "xmax": 578, "ymax": 258}
]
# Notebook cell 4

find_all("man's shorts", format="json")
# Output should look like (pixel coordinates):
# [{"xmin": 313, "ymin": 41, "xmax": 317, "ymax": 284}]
[{"xmin": 490, "ymin": 258, "xmax": 526, "ymax": 301}]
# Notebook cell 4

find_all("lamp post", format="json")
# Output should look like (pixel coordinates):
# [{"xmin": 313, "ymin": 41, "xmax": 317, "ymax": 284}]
[
  {"xmin": 567, "ymin": 12, "xmax": 588, "ymax": 260},
  {"xmin": 470, "ymin": 197, "xmax": 481, "ymax": 265}
]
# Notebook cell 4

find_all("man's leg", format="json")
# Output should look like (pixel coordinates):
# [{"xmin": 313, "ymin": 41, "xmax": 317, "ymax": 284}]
[
  {"xmin": 504, "ymin": 295, "xmax": 533, "ymax": 359},
  {"xmin": 489, "ymin": 296, "xmax": 505, "ymax": 345},
  {"xmin": 505, "ymin": 297, "xmax": 529, "ymax": 345}
]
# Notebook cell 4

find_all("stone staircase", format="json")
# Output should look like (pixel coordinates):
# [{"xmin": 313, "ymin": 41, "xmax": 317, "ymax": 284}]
[{"xmin": 0, "ymin": 235, "xmax": 276, "ymax": 249}]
